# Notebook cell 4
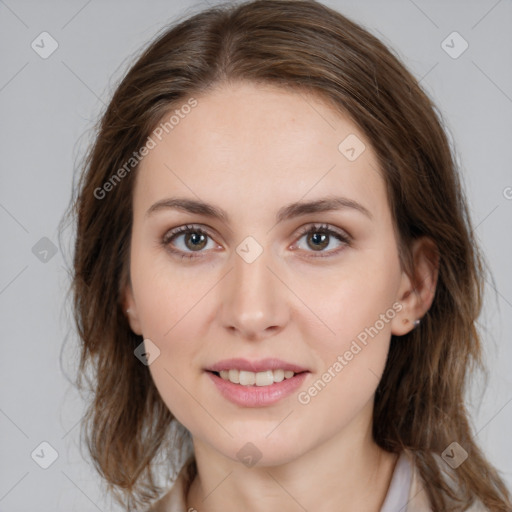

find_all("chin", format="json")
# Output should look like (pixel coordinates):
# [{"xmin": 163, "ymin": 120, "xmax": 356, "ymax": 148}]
[{"xmin": 214, "ymin": 428, "xmax": 310, "ymax": 468}]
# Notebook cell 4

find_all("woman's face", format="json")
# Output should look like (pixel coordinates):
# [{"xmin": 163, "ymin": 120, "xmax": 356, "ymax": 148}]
[{"xmin": 125, "ymin": 81, "xmax": 413, "ymax": 466}]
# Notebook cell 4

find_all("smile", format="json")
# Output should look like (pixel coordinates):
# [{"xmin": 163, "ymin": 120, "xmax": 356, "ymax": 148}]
[
  {"xmin": 205, "ymin": 357, "xmax": 310, "ymax": 406},
  {"xmin": 218, "ymin": 369, "xmax": 296, "ymax": 386}
]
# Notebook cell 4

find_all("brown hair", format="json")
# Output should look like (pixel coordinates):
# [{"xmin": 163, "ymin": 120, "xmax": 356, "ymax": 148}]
[{"xmin": 66, "ymin": 0, "xmax": 511, "ymax": 510}]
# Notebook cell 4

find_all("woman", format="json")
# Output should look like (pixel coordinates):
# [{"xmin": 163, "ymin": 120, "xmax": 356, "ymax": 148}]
[{"xmin": 69, "ymin": 0, "xmax": 512, "ymax": 510}]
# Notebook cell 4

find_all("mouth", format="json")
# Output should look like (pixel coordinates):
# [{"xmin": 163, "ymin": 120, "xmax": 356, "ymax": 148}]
[
  {"xmin": 205, "ymin": 357, "xmax": 309, "ymax": 385},
  {"xmin": 205, "ymin": 358, "xmax": 310, "ymax": 407}
]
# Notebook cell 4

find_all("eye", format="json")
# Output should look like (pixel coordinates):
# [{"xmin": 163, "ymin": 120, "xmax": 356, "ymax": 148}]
[
  {"xmin": 161, "ymin": 223, "xmax": 351, "ymax": 261},
  {"xmin": 292, "ymin": 223, "xmax": 351, "ymax": 257},
  {"xmin": 161, "ymin": 224, "xmax": 218, "ymax": 259}
]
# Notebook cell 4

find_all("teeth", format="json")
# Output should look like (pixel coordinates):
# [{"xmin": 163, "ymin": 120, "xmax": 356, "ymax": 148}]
[
  {"xmin": 218, "ymin": 369, "xmax": 297, "ymax": 386},
  {"xmin": 239, "ymin": 370, "xmax": 255, "ymax": 386},
  {"xmin": 273, "ymin": 369, "xmax": 284, "ymax": 382},
  {"xmin": 255, "ymin": 370, "xmax": 273, "ymax": 386}
]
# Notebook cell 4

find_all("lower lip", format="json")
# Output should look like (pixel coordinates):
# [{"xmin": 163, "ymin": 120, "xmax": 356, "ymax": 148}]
[{"xmin": 206, "ymin": 371, "xmax": 309, "ymax": 407}]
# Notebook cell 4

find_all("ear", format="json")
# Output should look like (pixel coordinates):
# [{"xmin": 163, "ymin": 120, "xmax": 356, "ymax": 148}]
[
  {"xmin": 391, "ymin": 236, "xmax": 439, "ymax": 336},
  {"xmin": 123, "ymin": 281, "xmax": 143, "ymax": 336}
]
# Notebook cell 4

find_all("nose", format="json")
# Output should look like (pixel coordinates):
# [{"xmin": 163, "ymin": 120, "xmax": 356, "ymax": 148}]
[{"xmin": 219, "ymin": 246, "xmax": 290, "ymax": 341}]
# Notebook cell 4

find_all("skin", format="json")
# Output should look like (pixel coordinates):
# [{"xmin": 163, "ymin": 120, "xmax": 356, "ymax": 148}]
[{"xmin": 124, "ymin": 80, "xmax": 438, "ymax": 512}]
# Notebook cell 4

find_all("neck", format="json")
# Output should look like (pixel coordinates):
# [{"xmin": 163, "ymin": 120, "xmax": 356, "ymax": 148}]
[{"xmin": 186, "ymin": 408, "xmax": 398, "ymax": 512}]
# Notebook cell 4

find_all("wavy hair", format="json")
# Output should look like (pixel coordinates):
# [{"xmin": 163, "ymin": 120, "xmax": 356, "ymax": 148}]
[{"xmin": 66, "ymin": 0, "xmax": 511, "ymax": 510}]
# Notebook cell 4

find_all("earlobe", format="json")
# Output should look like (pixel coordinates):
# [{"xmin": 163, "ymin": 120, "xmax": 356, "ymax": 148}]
[
  {"xmin": 391, "ymin": 236, "xmax": 439, "ymax": 336},
  {"xmin": 123, "ymin": 283, "xmax": 143, "ymax": 335}
]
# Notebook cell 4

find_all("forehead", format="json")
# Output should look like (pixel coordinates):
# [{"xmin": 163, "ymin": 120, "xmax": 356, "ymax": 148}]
[{"xmin": 134, "ymin": 81, "xmax": 388, "ymax": 223}]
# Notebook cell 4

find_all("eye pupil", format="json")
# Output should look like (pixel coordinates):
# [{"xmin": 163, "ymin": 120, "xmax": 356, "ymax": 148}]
[
  {"xmin": 186, "ymin": 232, "xmax": 207, "ymax": 251},
  {"xmin": 308, "ymin": 231, "xmax": 329, "ymax": 250}
]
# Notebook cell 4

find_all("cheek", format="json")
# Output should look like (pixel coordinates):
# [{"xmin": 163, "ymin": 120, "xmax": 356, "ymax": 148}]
[
  {"xmin": 129, "ymin": 246, "xmax": 217, "ymax": 423},
  {"xmin": 137, "ymin": 291, "xmax": 208, "ymax": 429},
  {"xmin": 291, "ymin": 248, "xmax": 402, "ymax": 348},
  {"xmin": 129, "ymin": 240, "xmax": 213, "ymax": 338},
  {"xmin": 295, "ymin": 282, "xmax": 399, "ymax": 431},
  {"xmin": 294, "ymin": 250, "xmax": 401, "ymax": 403}
]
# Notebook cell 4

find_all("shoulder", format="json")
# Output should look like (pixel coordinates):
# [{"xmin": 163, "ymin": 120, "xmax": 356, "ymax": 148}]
[
  {"xmin": 145, "ymin": 456, "xmax": 196, "ymax": 512},
  {"xmin": 405, "ymin": 448, "xmax": 489, "ymax": 512}
]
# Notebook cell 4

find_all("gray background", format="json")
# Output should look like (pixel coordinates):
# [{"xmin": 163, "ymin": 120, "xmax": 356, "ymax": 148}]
[{"xmin": 0, "ymin": 0, "xmax": 511, "ymax": 510}]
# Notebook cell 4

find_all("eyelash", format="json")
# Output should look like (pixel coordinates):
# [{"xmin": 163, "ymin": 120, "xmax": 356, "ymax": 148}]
[{"xmin": 161, "ymin": 223, "xmax": 352, "ymax": 260}]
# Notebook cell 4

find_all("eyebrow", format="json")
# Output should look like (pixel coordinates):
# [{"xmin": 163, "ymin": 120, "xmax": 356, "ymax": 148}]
[{"xmin": 145, "ymin": 196, "xmax": 373, "ymax": 223}]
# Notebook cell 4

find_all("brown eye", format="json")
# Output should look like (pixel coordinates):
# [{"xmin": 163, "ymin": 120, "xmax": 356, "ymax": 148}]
[
  {"xmin": 162, "ymin": 225, "xmax": 216, "ymax": 259},
  {"xmin": 306, "ymin": 231, "xmax": 330, "ymax": 251},
  {"xmin": 294, "ymin": 224, "xmax": 351, "ymax": 257},
  {"xmin": 183, "ymin": 232, "xmax": 208, "ymax": 251}
]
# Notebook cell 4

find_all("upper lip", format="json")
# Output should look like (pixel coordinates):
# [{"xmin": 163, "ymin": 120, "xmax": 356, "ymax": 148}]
[{"xmin": 206, "ymin": 358, "xmax": 309, "ymax": 373}]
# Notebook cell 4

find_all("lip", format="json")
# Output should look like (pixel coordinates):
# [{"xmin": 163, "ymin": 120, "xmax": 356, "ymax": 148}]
[
  {"xmin": 207, "ymin": 370, "xmax": 309, "ymax": 407},
  {"xmin": 206, "ymin": 358, "xmax": 309, "ymax": 373}
]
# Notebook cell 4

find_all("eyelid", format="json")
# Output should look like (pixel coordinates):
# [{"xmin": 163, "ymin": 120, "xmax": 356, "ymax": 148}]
[
  {"xmin": 161, "ymin": 223, "xmax": 221, "ymax": 260},
  {"xmin": 294, "ymin": 223, "xmax": 352, "ymax": 242},
  {"xmin": 161, "ymin": 223, "xmax": 216, "ymax": 245}
]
